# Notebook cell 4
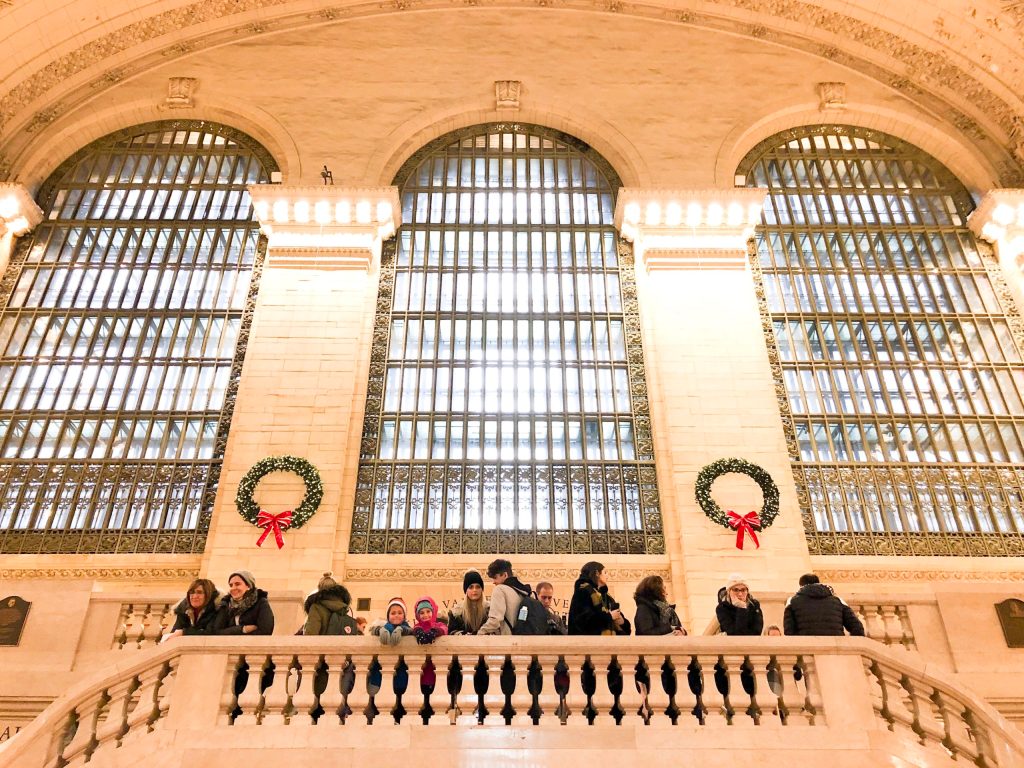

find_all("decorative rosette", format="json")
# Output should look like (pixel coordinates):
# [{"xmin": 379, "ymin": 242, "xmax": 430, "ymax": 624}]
[
  {"xmin": 695, "ymin": 458, "xmax": 780, "ymax": 550},
  {"xmin": 235, "ymin": 456, "xmax": 323, "ymax": 548}
]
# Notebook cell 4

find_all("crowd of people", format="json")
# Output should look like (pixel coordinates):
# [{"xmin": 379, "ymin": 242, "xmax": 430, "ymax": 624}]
[{"xmin": 162, "ymin": 561, "xmax": 865, "ymax": 641}]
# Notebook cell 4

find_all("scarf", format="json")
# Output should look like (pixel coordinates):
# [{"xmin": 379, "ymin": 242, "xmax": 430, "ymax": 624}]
[
  {"xmin": 652, "ymin": 598, "xmax": 676, "ymax": 626},
  {"xmin": 228, "ymin": 588, "xmax": 258, "ymax": 618}
]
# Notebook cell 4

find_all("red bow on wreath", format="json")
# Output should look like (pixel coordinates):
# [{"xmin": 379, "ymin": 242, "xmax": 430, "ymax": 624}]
[
  {"xmin": 256, "ymin": 510, "xmax": 293, "ymax": 549},
  {"xmin": 726, "ymin": 510, "xmax": 762, "ymax": 550}
]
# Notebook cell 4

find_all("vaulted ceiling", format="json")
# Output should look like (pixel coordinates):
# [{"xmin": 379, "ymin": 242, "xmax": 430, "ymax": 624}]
[{"xmin": 1, "ymin": 0, "xmax": 1023, "ymax": 184}]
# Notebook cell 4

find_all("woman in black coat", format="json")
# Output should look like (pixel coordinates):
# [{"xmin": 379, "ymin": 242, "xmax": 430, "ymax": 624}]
[
  {"xmin": 164, "ymin": 578, "xmax": 220, "ymax": 639},
  {"xmin": 568, "ymin": 561, "xmax": 631, "ymax": 636},
  {"xmin": 715, "ymin": 574, "xmax": 763, "ymax": 636},
  {"xmin": 214, "ymin": 570, "xmax": 275, "ymax": 635},
  {"xmin": 633, "ymin": 575, "xmax": 687, "ymax": 636}
]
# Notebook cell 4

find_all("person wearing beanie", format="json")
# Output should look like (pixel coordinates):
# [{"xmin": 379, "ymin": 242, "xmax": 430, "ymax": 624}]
[
  {"xmin": 214, "ymin": 570, "xmax": 275, "ymax": 635},
  {"xmin": 412, "ymin": 596, "xmax": 448, "ymax": 645},
  {"xmin": 715, "ymin": 573, "xmax": 763, "ymax": 636},
  {"xmin": 369, "ymin": 597, "xmax": 412, "ymax": 646},
  {"xmin": 303, "ymin": 572, "xmax": 357, "ymax": 635},
  {"xmin": 448, "ymin": 570, "xmax": 490, "ymax": 635}
]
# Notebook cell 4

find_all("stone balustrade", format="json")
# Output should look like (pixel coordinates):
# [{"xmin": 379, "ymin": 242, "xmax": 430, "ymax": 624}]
[
  {"xmin": 850, "ymin": 602, "xmax": 916, "ymax": 649},
  {"xmin": 112, "ymin": 601, "xmax": 176, "ymax": 649},
  {"xmin": 2, "ymin": 637, "xmax": 1021, "ymax": 768}
]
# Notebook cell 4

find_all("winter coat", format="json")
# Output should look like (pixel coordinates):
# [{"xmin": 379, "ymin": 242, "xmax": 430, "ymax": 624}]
[
  {"xmin": 447, "ymin": 598, "xmax": 491, "ymax": 635},
  {"xmin": 213, "ymin": 589, "xmax": 275, "ymax": 636},
  {"xmin": 716, "ymin": 587, "xmax": 764, "ymax": 636},
  {"xmin": 568, "ymin": 578, "xmax": 631, "ymax": 636},
  {"xmin": 412, "ymin": 596, "xmax": 448, "ymax": 636},
  {"xmin": 634, "ymin": 595, "xmax": 683, "ymax": 636},
  {"xmin": 479, "ymin": 577, "xmax": 531, "ymax": 636},
  {"xmin": 302, "ymin": 584, "xmax": 354, "ymax": 636},
  {"xmin": 783, "ymin": 583, "xmax": 865, "ymax": 637},
  {"xmin": 169, "ymin": 590, "xmax": 222, "ymax": 636},
  {"xmin": 546, "ymin": 608, "xmax": 568, "ymax": 636}
]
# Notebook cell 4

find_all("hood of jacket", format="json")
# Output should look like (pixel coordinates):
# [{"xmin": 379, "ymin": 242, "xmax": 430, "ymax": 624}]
[
  {"xmin": 503, "ymin": 576, "xmax": 532, "ymax": 596},
  {"xmin": 303, "ymin": 584, "xmax": 352, "ymax": 614},
  {"xmin": 797, "ymin": 583, "xmax": 835, "ymax": 600},
  {"xmin": 413, "ymin": 595, "xmax": 447, "ymax": 630},
  {"xmin": 174, "ymin": 590, "xmax": 221, "ymax": 616}
]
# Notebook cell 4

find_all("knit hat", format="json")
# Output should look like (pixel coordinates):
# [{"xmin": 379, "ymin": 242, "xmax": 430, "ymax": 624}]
[
  {"xmin": 386, "ymin": 597, "xmax": 407, "ymax": 621},
  {"xmin": 725, "ymin": 573, "xmax": 747, "ymax": 591},
  {"xmin": 229, "ymin": 570, "xmax": 256, "ymax": 590},
  {"xmin": 318, "ymin": 572, "xmax": 338, "ymax": 591},
  {"xmin": 416, "ymin": 599, "xmax": 434, "ymax": 617},
  {"xmin": 462, "ymin": 570, "xmax": 484, "ymax": 593}
]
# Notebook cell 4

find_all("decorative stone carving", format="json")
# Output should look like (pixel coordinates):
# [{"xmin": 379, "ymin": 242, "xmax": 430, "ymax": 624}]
[
  {"xmin": 163, "ymin": 77, "xmax": 197, "ymax": 109},
  {"xmin": 23, "ymin": 106, "xmax": 62, "ymax": 133},
  {"xmin": 817, "ymin": 81, "xmax": 846, "ymax": 111},
  {"xmin": 344, "ymin": 566, "xmax": 671, "ymax": 582},
  {"xmin": 818, "ymin": 569, "xmax": 1024, "ymax": 583},
  {"xmin": 1010, "ymin": 116, "xmax": 1024, "ymax": 165},
  {"xmin": 494, "ymin": 80, "xmax": 522, "ymax": 110},
  {"xmin": 614, "ymin": 188, "xmax": 767, "ymax": 270},
  {"xmin": 248, "ymin": 184, "xmax": 401, "ymax": 269},
  {"xmin": 0, "ymin": 567, "xmax": 199, "ymax": 579}
]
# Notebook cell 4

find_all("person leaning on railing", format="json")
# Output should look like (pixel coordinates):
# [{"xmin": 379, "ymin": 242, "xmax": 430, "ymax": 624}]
[
  {"xmin": 715, "ymin": 573, "xmax": 764, "ymax": 636},
  {"xmin": 633, "ymin": 575, "xmax": 687, "ymax": 636},
  {"xmin": 213, "ymin": 570, "xmax": 275, "ymax": 635},
  {"xmin": 568, "ymin": 561, "xmax": 631, "ymax": 636},
  {"xmin": 162, "ymin": 578, "xmax": 221, "ymax": 640}
]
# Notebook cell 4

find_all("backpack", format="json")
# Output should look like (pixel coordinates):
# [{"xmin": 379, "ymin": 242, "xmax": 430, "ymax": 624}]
[
  {"xmin": 504, "ymin": 591, "xmax": 550, "ymax": 636},
  {"xmin": 325, "ymin": 609, "xmax": 360, "ymax": 636}
]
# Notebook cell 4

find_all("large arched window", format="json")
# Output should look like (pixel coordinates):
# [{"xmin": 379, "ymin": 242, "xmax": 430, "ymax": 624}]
[
  {"xmin": 742, "ymin": 126, "xmax": 1024, "ymax": 556},
  {"xmin": 350, "ymin": 124, "xmax": 662, "ymax": 555},
  {"xmin": 0, "ymin": 121, "xmax": 274, "ymax": 554}
]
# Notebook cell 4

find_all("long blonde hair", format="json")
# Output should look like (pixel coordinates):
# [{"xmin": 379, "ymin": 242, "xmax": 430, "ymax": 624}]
[{"xmin": 462, "ymin": 591, "xmax": 487, "ymax": 633}]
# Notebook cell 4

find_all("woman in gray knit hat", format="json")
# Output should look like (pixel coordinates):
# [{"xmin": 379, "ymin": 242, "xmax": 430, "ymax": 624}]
[{"xmin": 214, "ymin": 570, "xmax": 275, "ymax": 635}]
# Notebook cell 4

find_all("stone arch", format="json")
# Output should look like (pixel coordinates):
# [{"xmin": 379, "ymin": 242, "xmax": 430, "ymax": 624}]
[{"xmin": 717, "ymin": 104, "xmax": 999, "ymax": 197}]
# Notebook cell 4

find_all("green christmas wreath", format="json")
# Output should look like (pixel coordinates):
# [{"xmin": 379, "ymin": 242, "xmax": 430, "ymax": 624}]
[
  {"xmin": 694, "ymin": 458, "xmax": 779, "ymax": 548},
  {"xmin": 235, "ymin": 456, "xmax": 323, "ymax": 548}
]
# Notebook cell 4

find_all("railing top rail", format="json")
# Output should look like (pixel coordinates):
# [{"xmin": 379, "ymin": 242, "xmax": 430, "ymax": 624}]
[{"xmin": 4, "ymin": 635, "xmax": 1022, "ymax": 764}]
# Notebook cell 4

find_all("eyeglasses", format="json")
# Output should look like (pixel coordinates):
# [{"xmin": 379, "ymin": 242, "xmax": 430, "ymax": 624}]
[{"xmin": 189, "ymin": 589, "xmax": 205, "ymax": 595}]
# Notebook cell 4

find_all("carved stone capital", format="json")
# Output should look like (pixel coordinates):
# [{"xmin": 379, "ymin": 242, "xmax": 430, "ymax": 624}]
[
  {"xmin": 248, "ymin": 185, "xmax": 401, "ymax": 270},
  {"xmin": 163, "ymin": 76, "xmax": 198, "ymax": 109},
  {"xmin": 817, "ymin": 81, "xmax": 847, "ymax": 111},
  {"xmin": 969, "ymin": 189, "xmax": 1024, "ymax": 302},
  {"xmin": 0, "ymin": 183, "xmax": 43, "ymax": 238},
  {"xmin": 613, "ymin": 188, "xmax": 767, "ymax": 270},
  {"xmin": 495, "ymin": 80, "xmax": 522, "ymax": 109}
]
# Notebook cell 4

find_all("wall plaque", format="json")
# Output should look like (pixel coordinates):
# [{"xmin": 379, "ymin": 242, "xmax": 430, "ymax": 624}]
[
  {"xmin": 995, "ymin": 598, "xmax": 1024, "ymax": 648},
  {"xmin": 0, "ymin": 595, "xmax": 30, "ymax": 646}
]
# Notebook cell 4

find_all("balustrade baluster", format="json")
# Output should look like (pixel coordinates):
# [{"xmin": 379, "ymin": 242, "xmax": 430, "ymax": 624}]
[
  {"xmin": 857, "ymin": 605, "xmax": 882, "ymax": 642},
  {"xmin": 222, "ymin": 655, "xmax": 247, "ymax": 725},
  {"xmin": 418, "ymin": 654, "xmax": 437, "ymax": 724},
  {"xmin": 902, "ymin": 675, "xmax": 947, "ymax": 757},
  {"xmin": 124, "ymin": 662, "xmax": 171, "ymax": 739},
  {"xmin": 289, "ymin": 654, "xmax": 320, "ymax": 726},
  {"xmin": 712, "ymin": 655, "xmax": 734, "ymax": 724},
  {"xmin": 873, "ymin": 661, "xmax": 916, "ymax": 738},
  {"xmin": 140, "ymin": 604, "xmax": 170, "ymax": 646},
  {"xmin": 472, "ymin": 654, "xmax": 490, "ymax": 724},
  {"xmin": 362, "ymin": 656, "xmax": 383, "ymax": 724},
  {"xmin": 680, "ymin": 655, "xmax": 700, "ymax": 725},
  {"xmin": 605, "ymin": 655, "xmax": 626, "ymax": 724},
  {"xmin": 498, "ymin": 654, "xmax": 517, "ymax": 725},
  {"xmin": 88, "ymin": 676, "xmax": 138, "ymax": 759},
  {"xmin": 963, "ymin": 707, "xmax": 999, "ymax": 768},
  {"xmin": 556, "ymin": 653, "xmax": 580, "ymax": 724},
  {"xmin": 798, "ymin": 656, "xmax": 823, "ymax": 725},
  {"xmin": 260, "ymin": 655, "xmax": 291, "ymax": 726},
  {"xmin": 778, "ymin": 654, "xmax": 811, "ymax": 726},
  {"xmin": 347, "ymin": 652, "xmax": 376, "ymax": 725},
  {"xmin": 151, "ymin": 659, "xmax": 176, "ymax": 730},
  {"xmin": 112, "ymin": 604, "xmax": 132, "ymax": 650},
  {"xmin": 896, "ymin": 605, "xmax": 916, "ymax": 649},
  {"xmin": 444, "ymin": 654, "xmax": 464, "ymax": 724},
  {"xmin": 934, "ymin": 689, "xmax": 980, "ymax": 763},
  {"xmin": 391, "ymin": 656, "xmax": 410, "ymax": 723},
  {"xmin": 316, "ymin": 654, "xmax": 346, "ymax": 726},
  {"xmin": 580, "ymin": 656, "xmax": 598, "ymax": 724},
  {"xmin": 880, "ymin": 606, "xmax": 901, "ymax": 647},
  {"xmin": 633, "ymin": 656, "xmax": 653, "ymax": 725},
  {"xmin": 58, "ymin": 688, "xmax": 108, "ymax": 767},
  {"xmin": 747, "ymin": 654, "xmax": 777, "ymax": 727},
  {"xmin": 233, "ymin": 655, "xmax": 267, "ymax": 726},
  {"xmin": 525, "ymin": 655, "xmax": 545, "ymax": 725}
]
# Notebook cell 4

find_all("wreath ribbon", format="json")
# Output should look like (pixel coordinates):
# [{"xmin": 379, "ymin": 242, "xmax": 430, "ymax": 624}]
[
  {"xmin": 726, "ymin": 510, "xmax": 761, "ymax": 550},
  {"xmin": 256, "ymin": 509, "xmax": 293, "ymax": 549}
]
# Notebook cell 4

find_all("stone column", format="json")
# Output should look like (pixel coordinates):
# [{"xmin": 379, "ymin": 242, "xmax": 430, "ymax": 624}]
[
  {"xmin": 615, "ymin": 189, "xmax": 812, "ymax": 631},
  {"xmin": 0, "ymin": 183, "xmax": 43, "ymax": 273},
  {"xmin": 200, "ymin": 185, "xmax": 400, "ymax": 592},
  {"xmin": 969, "ymin": 189, "xmax": 1024, "ymax": 312}
]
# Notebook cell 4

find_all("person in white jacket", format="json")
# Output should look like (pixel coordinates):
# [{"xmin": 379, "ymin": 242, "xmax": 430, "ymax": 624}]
[{"xmin": 478, "ymin": 558, "xmax": 532, "ymax": 635}]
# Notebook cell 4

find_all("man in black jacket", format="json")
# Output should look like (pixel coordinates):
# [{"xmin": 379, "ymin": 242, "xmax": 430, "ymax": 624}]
[{"xmin": 784, "ymin": 573, "xmax": 865, "ymax": 636}]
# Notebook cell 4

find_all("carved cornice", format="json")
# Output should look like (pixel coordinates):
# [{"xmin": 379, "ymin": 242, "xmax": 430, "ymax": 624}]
[
  {"xmin": 0, "ymin": 567, "xmax": 199, "ymax": 580},
  {"xmin": 344, "ymin": 566, "xmax": 671, "ymax": 581},
  {"xmin": 0, "ymin": 1, "xmax": 1022, "ymax": 181},
  {"xmin": 817, "ymin": 569, "xmax": 1024, "ymax": 583},
  {"xmin": 250, "ymin": 184, "xmax": 400, "ymax": 269}
]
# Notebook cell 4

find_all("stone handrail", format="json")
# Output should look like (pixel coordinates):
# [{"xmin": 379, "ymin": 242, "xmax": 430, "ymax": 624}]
[{"xmin": 3, "ymin": 637, "xmax": 1021, "ymax": 768}]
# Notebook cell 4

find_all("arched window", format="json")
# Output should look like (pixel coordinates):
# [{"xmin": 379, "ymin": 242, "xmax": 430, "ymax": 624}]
[
  {"xmin": 741, "ymin": 126, "xmax": 1024, "ymax": 556},
  {"xmin": 0, "ymin": 121, "xmax": 275, "ymax": 553},
  {"xmin": 350, "ymin": 124, "xmax": 662, "ymax": 555}
]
